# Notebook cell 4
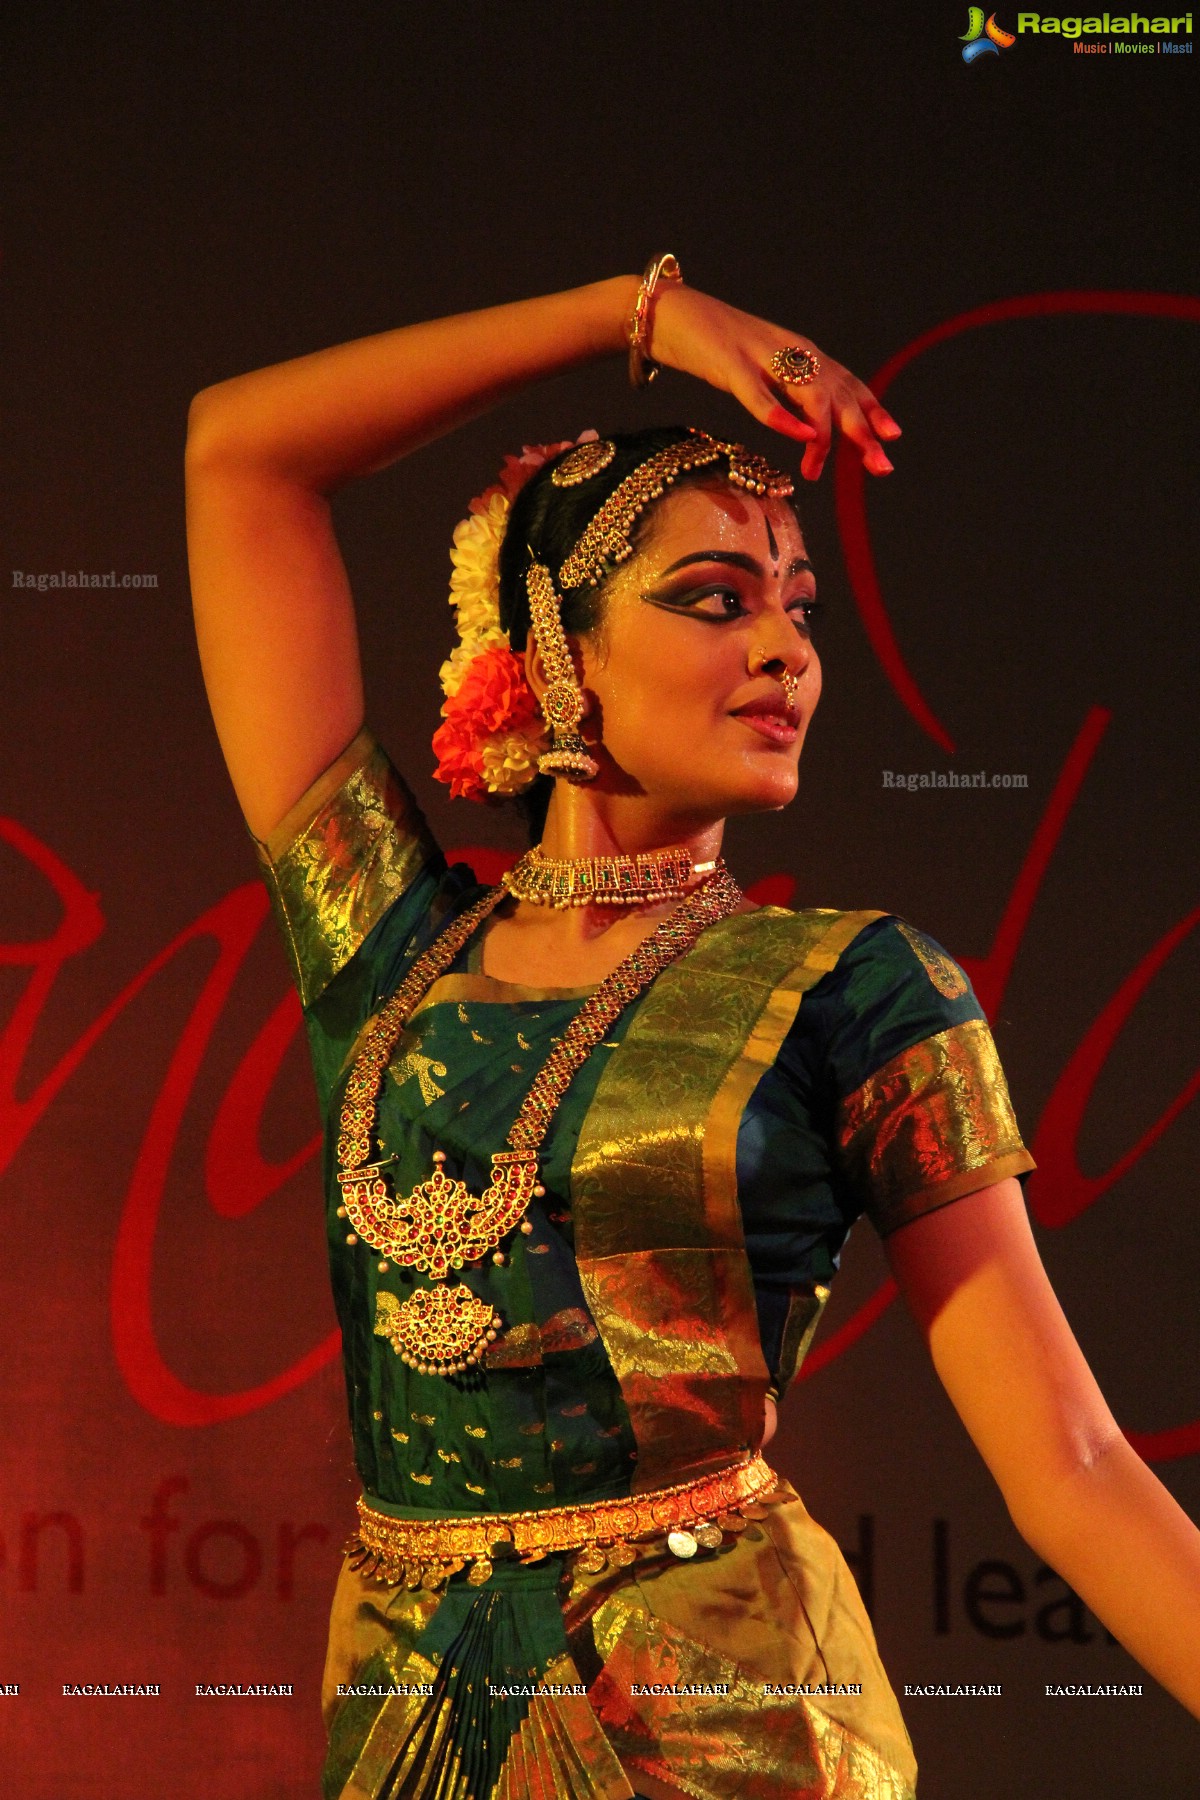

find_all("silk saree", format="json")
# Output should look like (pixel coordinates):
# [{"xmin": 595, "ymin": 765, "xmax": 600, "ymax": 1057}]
[{"xmin": 253, "ymin": 728, "xmax": 1033, "ymax": 1800}]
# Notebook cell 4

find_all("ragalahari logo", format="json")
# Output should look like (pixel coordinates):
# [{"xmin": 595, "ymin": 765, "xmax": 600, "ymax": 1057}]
[{"xmin": 961, "ymin": 7, "xmax": 1017, "ymax": 58}]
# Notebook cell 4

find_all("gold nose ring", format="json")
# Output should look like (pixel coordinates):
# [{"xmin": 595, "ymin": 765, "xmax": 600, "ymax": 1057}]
[{"xmin": 752, "ymin": 650, "xmax": 801, "ymax": 714}]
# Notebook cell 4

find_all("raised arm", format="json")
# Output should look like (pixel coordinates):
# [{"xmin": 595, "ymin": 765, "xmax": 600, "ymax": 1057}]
[
  {"xmin": 185, "ymin": 273, "xmax": 899, "ymax": 839},
  {"xmin": 887, "ymin": 1178, "xmax": 1200, "ymax": 1715},
  {"xmin": 186, "ymin": 278, "xmax": 636, "ymax": 838}
]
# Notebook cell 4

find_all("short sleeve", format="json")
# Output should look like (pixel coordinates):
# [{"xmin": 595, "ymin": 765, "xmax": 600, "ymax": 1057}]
[
  {"xmin": 821, "ymin": 918, "xmax": 1035, "ymax": 1237},
  {"xmin": 249, "ymin": 725, "xmax": 439, "ymax": 1009}
]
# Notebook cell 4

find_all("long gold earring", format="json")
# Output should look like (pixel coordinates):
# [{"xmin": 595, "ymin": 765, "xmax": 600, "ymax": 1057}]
[{"xmin": 526, "ymin": 562, "xmax": 600, "ymax": 783}]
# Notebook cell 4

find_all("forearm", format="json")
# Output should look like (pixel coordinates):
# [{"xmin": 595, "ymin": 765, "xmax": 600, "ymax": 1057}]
[
  {"xmin": 1008, "ymin": 1434, "xmax": 1200, "ymax": 1716},
  {"xmin": 186, "ymin": 274, "xmax": 639, "ymax": 490},
  {"xmin": 891, "ymin": 1186, "xmax": 1200, "ymax": 1718}
]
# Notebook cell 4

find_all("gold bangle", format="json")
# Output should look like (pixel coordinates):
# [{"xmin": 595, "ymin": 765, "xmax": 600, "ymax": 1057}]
[{"xmin": 627, "ymin": 252, "xmax": 682, "ymax": 389}]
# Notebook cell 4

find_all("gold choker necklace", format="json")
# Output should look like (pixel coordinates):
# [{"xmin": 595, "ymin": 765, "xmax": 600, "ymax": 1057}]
[{"xmin": 501, "ymin": 843, "xmax": 720, "ymax": 909}]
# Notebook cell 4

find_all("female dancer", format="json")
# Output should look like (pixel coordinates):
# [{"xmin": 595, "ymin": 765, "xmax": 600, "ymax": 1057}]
[{"xmin": 186, "ymin": 265, "xmax": 1200, "ymax": 1799}]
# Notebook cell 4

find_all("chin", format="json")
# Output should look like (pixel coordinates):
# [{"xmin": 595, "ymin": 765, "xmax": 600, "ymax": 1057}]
[
  {"xmin": 612, "ymin": 751, "xmax": 802, "ymax": 821},
  {"xmin": 684, "ymin": 769, "xmax": 801, "ymax": 820},
  {"xmin": 728, "ymin": 758, "xmax": 803, "ymax": 815},
  {"xmin": 726, "ymin": 783, "xmax": 799, "ymax": 818}
]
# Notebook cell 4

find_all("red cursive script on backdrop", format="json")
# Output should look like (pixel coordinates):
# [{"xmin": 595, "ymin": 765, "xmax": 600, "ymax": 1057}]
[
  {"xmin": 0, "ymin": 818, "xmax": 336, "ymax": 1425},
  {"xmin": 810, "ymin": 291, "xmax": 1200, "ymax": 1460},
  {"xmin": 834, "ymin": 289, "xmax": 1200, "ymax": 753}
]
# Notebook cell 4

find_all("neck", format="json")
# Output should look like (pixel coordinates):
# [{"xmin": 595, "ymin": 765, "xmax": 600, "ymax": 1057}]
[{"xmin": 536, "ymin": 785, "xmax": 725, "ymax": 866}]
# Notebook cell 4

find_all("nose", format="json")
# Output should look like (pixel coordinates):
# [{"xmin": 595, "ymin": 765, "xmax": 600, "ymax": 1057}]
[
  {"xmin": 748, "ymin": 612, "xmax": 811, "ymax": 716},
  {"xmin": 748, "ymin": 620, "xmax": 810, "ymax": 683}
]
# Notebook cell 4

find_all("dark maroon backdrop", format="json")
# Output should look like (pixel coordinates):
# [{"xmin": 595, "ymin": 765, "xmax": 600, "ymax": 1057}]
[{"xmin": 2, "ymin": 5, "xmax": 1197, "ymax": 1796}]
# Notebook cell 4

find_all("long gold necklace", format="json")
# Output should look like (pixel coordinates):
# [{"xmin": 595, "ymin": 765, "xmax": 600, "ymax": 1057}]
[
  {"xmin": 336, "ymin": 866, "xmax": 743, "ymax": 1377},
  {"xmin": 502, "ymin": 842, "xmax": 721, "ymax": 909}
]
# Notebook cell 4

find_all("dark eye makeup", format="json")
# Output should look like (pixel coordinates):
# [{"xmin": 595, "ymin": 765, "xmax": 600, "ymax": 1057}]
[
  {"xmin": 643, "ymin": 582, "xmax": 822, "ymax": 630},
  {"xmin": 789, "ymin": 598, "xmax": 824, "ymax": 632}
]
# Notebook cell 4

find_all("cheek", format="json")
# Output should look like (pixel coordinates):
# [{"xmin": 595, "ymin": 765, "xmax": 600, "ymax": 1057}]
[
  {"xmin": 592, "ymin": 673, "xmax": 675, "ymax": 753},
  {"xmin": 584, "ymin": 615, "xmax": 700, "ymax": 717},
  {"xmin": 587, "ymin": 636, "xmax": 727, "ymax": 745}
]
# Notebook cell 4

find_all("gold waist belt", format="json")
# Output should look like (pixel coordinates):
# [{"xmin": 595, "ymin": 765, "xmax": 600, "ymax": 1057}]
[{"xmin": 347, "ymin": 1452, "xmax": 781, "ymax": 1591}]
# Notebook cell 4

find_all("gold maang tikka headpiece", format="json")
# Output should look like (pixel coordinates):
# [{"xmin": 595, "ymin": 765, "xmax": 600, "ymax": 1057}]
[
  {"xmin": 558, "ymin": 428, "xmax": 794, "ymax": 590},
  {"xmin": 527, "ymin": 432, "xmax": 794, "ymax": 782}
]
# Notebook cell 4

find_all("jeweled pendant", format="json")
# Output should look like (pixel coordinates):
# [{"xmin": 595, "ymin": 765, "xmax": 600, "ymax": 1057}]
[
  {"xmin": 340, "ymin": 1147, "xmax": 539, "ymax": 1283},
  {"xmin": 374, "ymin": 1283, "xmax": 501, "ymax": 1376}
]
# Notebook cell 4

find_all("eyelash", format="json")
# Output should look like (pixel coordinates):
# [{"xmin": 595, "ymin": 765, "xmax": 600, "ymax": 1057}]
[
  {"xmin": 683, "ymin": 586, "xmax": 823, "ymax": 629},
  {"xmin": 789, "ymin": 599, "xmax": 823, "ymax": 631}
]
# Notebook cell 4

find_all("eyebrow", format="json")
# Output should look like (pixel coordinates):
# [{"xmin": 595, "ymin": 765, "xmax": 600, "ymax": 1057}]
[{"xmin": 654, "ymin": 550, "xmax": 813, "ymax": 579}]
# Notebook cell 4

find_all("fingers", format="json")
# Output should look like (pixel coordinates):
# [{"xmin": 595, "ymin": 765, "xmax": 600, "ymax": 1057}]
[
  {"xmin": 799, "ymin": 384, "xmax": 895, "ymax": 480},
  {"xmin": 765, "ymin": 402, "xmax": 817, "ymax": 442},
  {"xmin": 863, "ymin": 396, "xmax": 903, "ymax": 441},
  {"xmin": 793, "ymin": 389, "xmax": 832, "ymax": 481},
  {"xmin": 836, "ymin": 395, "xmax": 894, "ymax": 477},
  {"xmin": 767, "ymin": 391, "xmax": 887, "ymax": 482},
  {"xmin": 800, "ymin": 439, "xmax": 828, "ymax": 482},
  {"xmin": 731, "ymin": 367, "xmax": 818, "ymax": 442},
  {"xmin": 731, "ymin": 341, "xmax": 899, "ymax": 481},
  {"xmin": 762, "ymin": 369, "xmax": 895, "ymax": 481}
]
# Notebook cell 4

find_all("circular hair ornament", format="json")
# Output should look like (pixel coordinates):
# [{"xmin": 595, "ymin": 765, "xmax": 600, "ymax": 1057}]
[{"xmin": 551, "ymin": 440, "xmax": 617, "ymax": 486}]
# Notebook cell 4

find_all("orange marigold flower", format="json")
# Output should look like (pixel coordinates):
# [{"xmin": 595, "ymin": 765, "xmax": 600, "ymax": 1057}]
[{"xmin": 431, "ymin": 646, "xmax": 543, "ymax": 801}]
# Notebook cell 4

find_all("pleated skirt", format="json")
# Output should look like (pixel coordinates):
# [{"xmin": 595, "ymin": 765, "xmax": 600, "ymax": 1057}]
[{"xmin": 321, "ymin": 1477, "xmax": 917, "ymax": 1800}]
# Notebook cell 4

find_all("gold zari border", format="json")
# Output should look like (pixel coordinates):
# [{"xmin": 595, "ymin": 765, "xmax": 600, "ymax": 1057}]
[
  {"xmin": 493, "ymin": 1654, "xmax": 635, "ymax": 1800},
  {"xmin": 839, "ymin": 1017, "xmax": 1035, "ymax": 1237},
  {"xmin": 346, "ymin": 1453, "xmax": 778, "ymax": 1590},
  {"xmin": 252, "ymin": 725, "xmax": 435, "ymax": 1008},
  {"xmin": 573, "ymin": 908, "xmax": 882, "ymax": 1487}
]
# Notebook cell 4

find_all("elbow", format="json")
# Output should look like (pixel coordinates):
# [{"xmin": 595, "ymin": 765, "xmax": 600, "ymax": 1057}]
[
  {"xmin": 184, "ymin": 381, "xmax": 323, "ymax": 493},
  {"xmin": 185, "ymin": 381, "xmax": 242, "ymax": 473},
  {"xmin": 186, "ymin": 368, "xmax": 279, "ymax": 475},
  {"xmin": 1002, "ymin": 1421, "xmax": 1131, "ymax": 1560}
]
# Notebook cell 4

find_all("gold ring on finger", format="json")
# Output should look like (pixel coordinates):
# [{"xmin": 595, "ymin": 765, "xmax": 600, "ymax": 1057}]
[{"xmin": 769, "ymin": 346, "xmax": 821, "ymax": 386}]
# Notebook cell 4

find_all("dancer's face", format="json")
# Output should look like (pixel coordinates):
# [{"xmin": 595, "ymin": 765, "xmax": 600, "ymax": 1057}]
[{"xmin": 575, "ymin": 481, "xmax": 822, "ymax": 824}]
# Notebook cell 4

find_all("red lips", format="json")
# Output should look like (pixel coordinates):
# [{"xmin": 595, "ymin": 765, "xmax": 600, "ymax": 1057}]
[{"xmin": 730, "ymin": 692, "xmax": 801, "ymax": 729}]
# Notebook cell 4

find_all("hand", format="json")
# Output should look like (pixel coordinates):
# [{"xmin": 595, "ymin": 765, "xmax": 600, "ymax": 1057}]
[{"xmin": 647, "ymin": 283, "xmax": 901, "ymax": 482}]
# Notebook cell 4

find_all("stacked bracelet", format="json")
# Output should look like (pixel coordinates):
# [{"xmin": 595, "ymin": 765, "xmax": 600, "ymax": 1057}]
[{"xmin": 627, "ymin": 252, "xmax": 683, "ymax": 389}]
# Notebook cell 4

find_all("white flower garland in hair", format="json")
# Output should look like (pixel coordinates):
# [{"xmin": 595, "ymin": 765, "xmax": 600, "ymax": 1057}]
[{"xmin": 431, "ymin": 432, "xmax": 599, "ymax": 802}]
